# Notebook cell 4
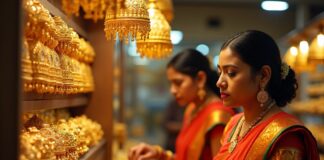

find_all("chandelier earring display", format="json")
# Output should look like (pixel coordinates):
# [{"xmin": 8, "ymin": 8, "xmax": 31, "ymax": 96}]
[
  {"xmin": 257, "ymin": 85, "xmax": 269, "ymax": 107},
  {"xmin": 136, "ymin": 0, "xmax": 173, "ymax": 59},
  {"xmin": 104, "ymin": 0, "xmax": 150, "ymax": 41}
]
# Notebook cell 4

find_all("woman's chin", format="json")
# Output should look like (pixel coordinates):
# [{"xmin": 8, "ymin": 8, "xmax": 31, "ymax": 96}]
[
  {"xmin": 222, "ymin": 99, "xmax": 234, "ymax": 107},
  {"xmin": 176, "ymin": 99, "xmax": 188, "ymax": 107}
]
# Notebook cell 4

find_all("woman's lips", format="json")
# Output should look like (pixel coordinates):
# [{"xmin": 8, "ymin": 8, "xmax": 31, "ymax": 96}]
[{"xmin": 220, "ymin": 93, "xmax": 229, "ymax": 99}]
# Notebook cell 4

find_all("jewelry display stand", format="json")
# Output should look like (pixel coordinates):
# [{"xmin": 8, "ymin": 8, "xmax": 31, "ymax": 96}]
[{"xmin": 0, "ymin": 0, "xmax": 114, "ymax": 159}]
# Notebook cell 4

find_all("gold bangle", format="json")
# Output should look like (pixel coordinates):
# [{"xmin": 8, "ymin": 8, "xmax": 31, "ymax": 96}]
[
  {"xmin": 153, "ymin": 145, "xmax": 163, "ymax": 159},
  {"xmin": 165, "ymin": 150, "xmax": 173, "ymax": 160}
]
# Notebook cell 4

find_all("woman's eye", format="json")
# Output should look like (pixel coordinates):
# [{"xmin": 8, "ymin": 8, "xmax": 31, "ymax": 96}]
[
  {"xmin": 174, "ymin": 80, "xmax": 182, "ymax": 86},
  {"xmin": 228, "ymin": 72, "xmax": 236, "ymax": 77}
]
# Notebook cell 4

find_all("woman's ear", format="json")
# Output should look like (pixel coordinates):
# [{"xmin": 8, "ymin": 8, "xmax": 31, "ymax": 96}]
[
  {"xmin": 197, "ymin": 71, "xmax": 207, "ymax": 88},
  {"xmin": 260, "ymin": 65, "xmax": 272, "ymax": 87}
]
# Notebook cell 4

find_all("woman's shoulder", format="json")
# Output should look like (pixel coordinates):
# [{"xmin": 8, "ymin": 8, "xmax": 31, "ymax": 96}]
[
  {"xmin": 264, "ymin": 112, "xmax": 319, "ymax": 159},
  {"xmin": 246, "ymin": 111, "xmax": 319, "ymax": 159}
]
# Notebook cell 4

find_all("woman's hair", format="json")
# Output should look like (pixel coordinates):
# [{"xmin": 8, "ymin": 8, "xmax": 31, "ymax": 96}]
[
  {"xmin": 220, "ymin": 30, "xmax": 298, "ymax": 107},
  {"xmin": 167, "ymin": 49, "xmax": 220, "ymax": 97}
]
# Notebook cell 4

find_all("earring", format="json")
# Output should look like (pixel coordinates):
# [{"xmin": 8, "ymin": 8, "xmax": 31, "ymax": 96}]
[
  {"xmin": 198, "ymin": 88, "xmax": 206, "ymax": 101},
  {"xmin": 257, "ymin": 86, "xmax": 269, "ymax": 107}
]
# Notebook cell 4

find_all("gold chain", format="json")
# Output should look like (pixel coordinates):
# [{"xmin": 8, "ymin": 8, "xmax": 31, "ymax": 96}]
[{"xmin": 228, "ymin": 100, "xmax": 275, "ymax": 153}]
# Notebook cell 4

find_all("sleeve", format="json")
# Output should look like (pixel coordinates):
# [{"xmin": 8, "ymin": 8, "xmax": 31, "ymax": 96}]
[
  {"xmin": 268, "ymin": 132, "xmax": 305, "ymax": 160},
  {"xmin": 208, "ymin": 124, "xmax": 225, "ymax": 156}
]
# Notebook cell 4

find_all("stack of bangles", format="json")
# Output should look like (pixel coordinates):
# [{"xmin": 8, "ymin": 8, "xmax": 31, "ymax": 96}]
[{"xmin": 154, "ymin": 145, "xmax": 174, "ymax": 160}]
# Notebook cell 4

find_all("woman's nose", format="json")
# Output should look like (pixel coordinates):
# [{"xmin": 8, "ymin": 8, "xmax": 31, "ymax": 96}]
[
  {"xmin": 170, "ymin": 85, "xmax": 177, "ymax": 95},
  {"xmin": 216, "ymin": 76, "xmax": 226, "ymax": 89}
]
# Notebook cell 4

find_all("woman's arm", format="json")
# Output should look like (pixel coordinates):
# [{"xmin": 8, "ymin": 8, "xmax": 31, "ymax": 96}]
[
  {"xmin": 269, "ymin": 133, "xmax": 305, "ymax": 160},
  {"xmin": 209, "ymin": 125, "xmax": 225, "ymax": 156}
]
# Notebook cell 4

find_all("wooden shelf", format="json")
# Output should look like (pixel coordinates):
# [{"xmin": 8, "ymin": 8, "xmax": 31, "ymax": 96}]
[
  {"xmin": 22, "ymin": 94, "xmax": 89, "ymax": 112},
  {"xmin": 281, "ymin": 12, "xmax": 324, "ymax": 45},
  {"xmin": 80, "ymin": 139, "xmax": 107, "ymax": 160}
]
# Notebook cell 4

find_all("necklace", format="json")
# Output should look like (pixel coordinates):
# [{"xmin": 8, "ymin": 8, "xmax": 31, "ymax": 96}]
[{"xmin": 228, "ymin": 100, "xmax": 276, "ymax": 153}]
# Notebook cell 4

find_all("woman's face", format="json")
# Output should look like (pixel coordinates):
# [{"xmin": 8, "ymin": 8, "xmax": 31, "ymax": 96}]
[
  {"xmin": 166, "ymin": 67, "xmax": 199, "ymax": 106},
  {"xmin": 216, "ymin": 47, "xmax": 260, "ymax": 107}
]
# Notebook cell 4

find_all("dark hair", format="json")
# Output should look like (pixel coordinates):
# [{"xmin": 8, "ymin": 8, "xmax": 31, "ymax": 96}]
[
  {"xmin": 167, "ymin": 49, "xmax": 220, "ymax": 97},
  {"xmin": 221, "ymin": 30, "xmax": 298, "ymax": 107}
]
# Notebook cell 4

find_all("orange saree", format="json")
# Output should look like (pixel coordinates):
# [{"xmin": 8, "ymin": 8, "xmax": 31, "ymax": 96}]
[
  {"xmin": 175, "ymin": 101, "xmax": 235, "ymax": 160},
  {"xmin": 214, "ymin": 112, "xmax": 319, "ymax": 160}
]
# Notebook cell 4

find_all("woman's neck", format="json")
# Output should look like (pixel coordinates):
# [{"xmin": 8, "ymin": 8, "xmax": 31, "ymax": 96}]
[
  {"xmin": 241, "ymin": 100, "xmax": 279, "ymax": 125},
  {"xmin": 193, "ymin": 92, "xmax": 219, "ymax": 110}
]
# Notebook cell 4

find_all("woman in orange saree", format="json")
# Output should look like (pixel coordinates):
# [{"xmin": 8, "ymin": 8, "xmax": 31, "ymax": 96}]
[
  {"xmin": 128, "ymin": 49, "xmax": 235, "ymax": 160},
  {"xmin": 214, "ymin": 30, "xmax": 319, "ymax": 160}
]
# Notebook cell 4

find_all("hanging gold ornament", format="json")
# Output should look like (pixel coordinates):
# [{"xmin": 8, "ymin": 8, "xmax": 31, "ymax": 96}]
[
  {"xmin": 21, "ymin": 37, "xmax": 34, "ymax": 92},
  {"xmin": 62, "ymin": 0, "xmax": 81, "ymax": 17},
  {"xmin": 104, "ymin": 0, "xmax": 150, "ymax": 41},
  {"xmin": 136, "ymin": 0, "xmax": 173, "ymax": 59},
  {"xmin": 156, "ymin": 0, "xmax": 174, "ymax": 23},
  {"xmin": 80, "ymin": 0, "xmax": 109, "ymax": 22}
]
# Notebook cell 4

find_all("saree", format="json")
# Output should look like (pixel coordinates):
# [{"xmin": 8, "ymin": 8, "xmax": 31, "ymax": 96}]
[
  {"xmin": 214, "ymin": 112, "xmax": 319, "ymax": 160},
  {"xmin": 175, "ymin": 101, "xmax": 235, "ymax": 160}
]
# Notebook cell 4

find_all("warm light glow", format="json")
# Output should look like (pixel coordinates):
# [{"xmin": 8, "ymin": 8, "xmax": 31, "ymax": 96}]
[
  {"xmin": 196, "ymin": 44, "xmax": 209, "ymax": 55},
  {"xmin": 318, "ymin": 34, "xmax": 324, "ymax": 46},
  {"xmin": 290, "ymin": 46, "xmax": 298, "ymax": 56},
  {"xmin": 261, "ymin": 1, "xmax": 289, "ymax": 11},
  {"xmin": 308, "ymin": 32, "xmax": 324, "ymax": 64},
  {"xmin": 284, "ymin": 46, "xmax": 296, "ymax": 68},
  {"xmin": 171, "ymin": 30, "xmax": 183, "ymax": 45},
  {"xmin": 299, "ymin": 40, "xmax": 309, "ymax": 55}
]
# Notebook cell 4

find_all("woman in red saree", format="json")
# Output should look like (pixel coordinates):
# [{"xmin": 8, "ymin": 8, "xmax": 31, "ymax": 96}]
[
  {"xmin": 214, "ymin": 30, "xmax": 319, "ymax": 160},
  {"xmin": 128, "ymin": 49, "xmax": 235, "ymax": 160}
]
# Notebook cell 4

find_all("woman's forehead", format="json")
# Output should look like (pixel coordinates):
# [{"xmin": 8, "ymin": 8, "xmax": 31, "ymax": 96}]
[{"xmin": 219, "ymin": 48, "xmax": 242, "ymax": 65}]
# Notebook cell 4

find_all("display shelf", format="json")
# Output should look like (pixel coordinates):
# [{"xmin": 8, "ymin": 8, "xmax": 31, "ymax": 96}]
[
  {"xmin": 38, "ymin": 0, "xmax": 88, "ymax": 38},
  {"xmin": 80, "ymin": 139, "xmax": 107, "ymax": 160},
  {"xmin": 309, "ymin": 73, "xmax": 324, "ymax": 83},
  {"xmin": 289, "ymin": 98, "xmax": 324, "ymax": 115},
  {"xmin": 307, "ymin": 83, "xmax": 324, "ymax": 97},
  {"xmin": 22, "ymin": 94, "xmax": 89, "ymax": 112},
  {"xmin": 281, "ymin": 12, "xmax": 324, "ymax": 45}
]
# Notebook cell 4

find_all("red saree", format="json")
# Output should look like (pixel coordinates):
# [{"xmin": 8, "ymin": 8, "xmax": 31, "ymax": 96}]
[
  {"xmin": 214, "ymin": 112, "xmax": 319, "ymax": 160},
  {"xmin": 175, "ymin": 101, "xmax": 235, "ymax": 160}
]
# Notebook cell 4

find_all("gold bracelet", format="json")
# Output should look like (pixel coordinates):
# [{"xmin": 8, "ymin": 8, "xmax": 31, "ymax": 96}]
[
  {"xmin": 165, "ymin": 150, "xmax": 173, "ymax": 160},
  {"xmin": 153, "ymin": 145, "xmax": 163, "ymax": 159}
]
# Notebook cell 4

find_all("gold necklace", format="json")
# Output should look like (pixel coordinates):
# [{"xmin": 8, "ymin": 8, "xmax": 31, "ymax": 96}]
[{"xmin": 228, "ymin": 101, "xmax": 276, "ymax": 153}]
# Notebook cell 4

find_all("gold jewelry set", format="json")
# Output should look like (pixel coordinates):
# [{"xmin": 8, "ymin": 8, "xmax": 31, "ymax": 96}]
[
  {"xmin": 23, "ymin": 0, "xmax": 95, "ymax": 94},
  {"xmin": 228, "ymin": 101, "xmax": 276, "ymax": 153},
  {"xmin": 20, "ymin": 110, "xmax": 103, "ymax": 160}
]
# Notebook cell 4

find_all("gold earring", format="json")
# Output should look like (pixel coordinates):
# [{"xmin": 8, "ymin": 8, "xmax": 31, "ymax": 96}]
[
  {"xmin": 198, "ymin": 88, "xmax": 206, "ymax": 101},
  {"xmin": 257, "ymin": 85, "xmax": 269, "ymax": 107}
]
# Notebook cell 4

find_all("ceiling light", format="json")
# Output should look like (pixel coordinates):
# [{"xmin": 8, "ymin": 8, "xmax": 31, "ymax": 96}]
[
  {"xmin": 171, "ymin": 30, "xmax": 183, "ymax": 45},
  {"xmin": 261, "ymin": 1, "xmax": 289, "ymax": 11},
  {"xmin": 196, "ymin": 44, "xmax": 209, "ymax": 55}
]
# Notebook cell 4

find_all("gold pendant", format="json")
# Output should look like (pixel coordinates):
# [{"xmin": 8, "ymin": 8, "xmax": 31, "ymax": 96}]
[{"xmin": 228, "ymin": 139, "xmax": 237, "ymax": 153}]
